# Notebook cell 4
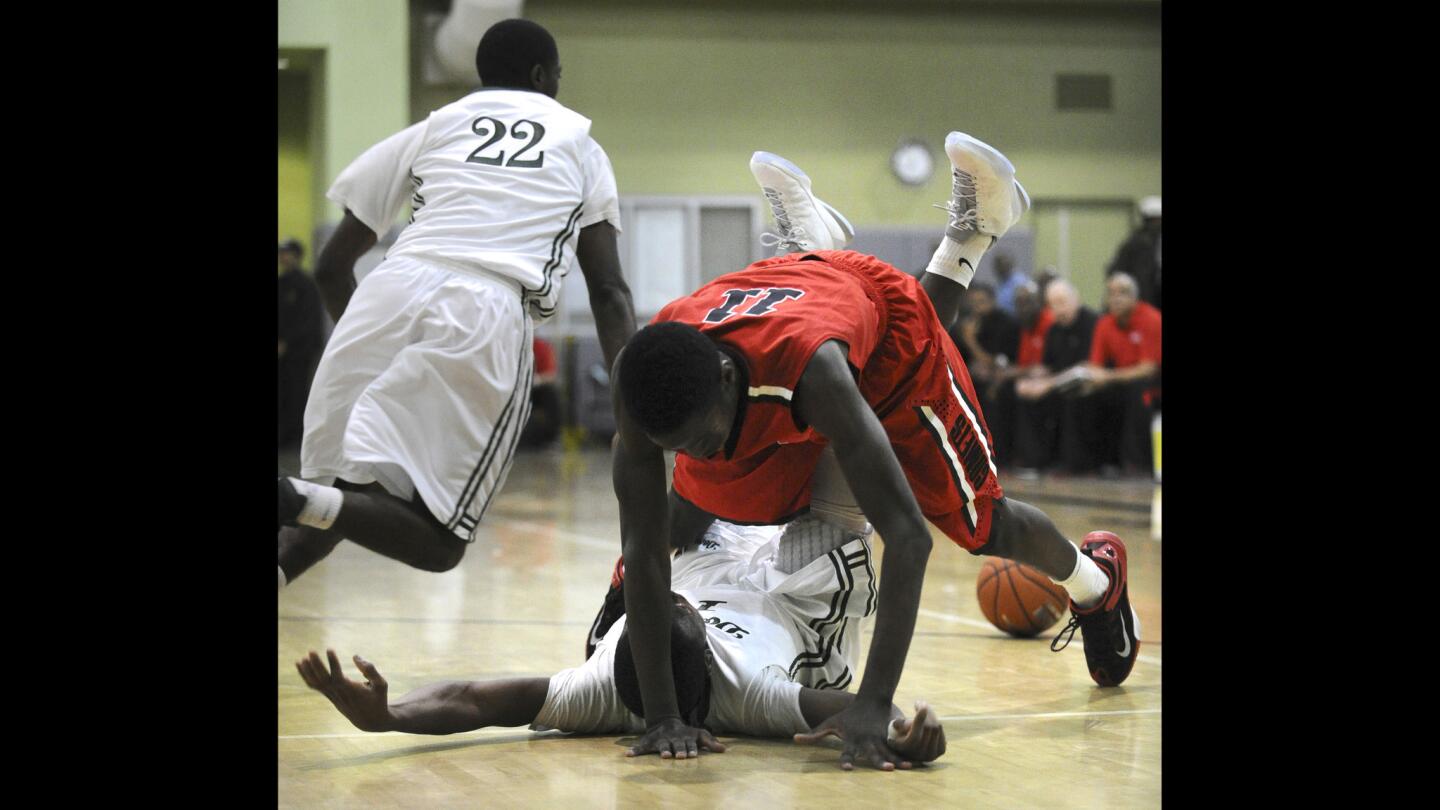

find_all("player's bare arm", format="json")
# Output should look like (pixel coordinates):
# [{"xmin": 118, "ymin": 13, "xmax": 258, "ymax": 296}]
[
  {"xmin": 796, "ymin": 690, "xmax": 946, "ymax": 767},
  {"xmin": 668, "ymin": 488, "xmax": 718, "ymax": 554},
  {"xmin": 312, "ymin": 209, "xmax": 378, "ymax": 322},
  {"xmin": 609, "ymin": 354, "xmax": 725, "ymax": 759},
  {"xmin": 1088, "ymin": 359, "xmax": 1158, "ymax": 387},
  {"xmin": 296, "ymin": 649, "xmax": 550, "ymax": 735},
  {"xmin": 575, "ymin": 221, "xmax": 637, "ymax": 373},
  {"xmin": 792, "ymin": 339, "xmax": 934, "ymax": 771}
]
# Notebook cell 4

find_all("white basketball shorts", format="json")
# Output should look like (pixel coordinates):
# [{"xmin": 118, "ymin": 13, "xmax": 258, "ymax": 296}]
[{"xmin": 300, "ymin": 255, "xmax": 534, "ymax": 541}]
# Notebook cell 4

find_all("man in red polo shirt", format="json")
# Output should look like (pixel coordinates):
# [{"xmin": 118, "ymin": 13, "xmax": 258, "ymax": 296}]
[{"xmin": 1081, "ymin": 272, "xmax": 1161, "ymax": 475}]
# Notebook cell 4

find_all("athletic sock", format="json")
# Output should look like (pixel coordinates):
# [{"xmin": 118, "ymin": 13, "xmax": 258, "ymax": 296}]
[
  {"xmin": 289, "ymin": 477, "xmax": 343, "ymax": 530},
  {"xmin": 1053, "ymin": 546, "xmax": 1110, "ymax": 609},
  {"xmin": 924, "ymin": 234, "xmax": 995, "ymax": 288}
]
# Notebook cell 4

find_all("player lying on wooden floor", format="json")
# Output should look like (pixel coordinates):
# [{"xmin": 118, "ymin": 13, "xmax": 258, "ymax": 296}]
[{"xmin": 296, "ymin": 521, "xmax": 946, "ymax": 768}]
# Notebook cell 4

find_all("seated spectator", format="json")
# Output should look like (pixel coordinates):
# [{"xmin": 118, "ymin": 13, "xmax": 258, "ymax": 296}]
[
  {"xmin": 1106, "ymin": 196, "xmax": 1161, "ymax": 310},
  {"xmin": 1012, "ymin": 279, "xmax": 1099, "ymax": 474},
  {"xmin": 519, "ymin": 336, "xmax": 562, "ymax": 449},
  {"xmin": 950, "ymin": 283, "xmax": 1019, "ymax": 465},
  {"xmin": 278, "ymin": 238, "xmax": 324, "ymax": 450},
  {"xmin": 989, "ymin": 281, "xmax": 1053, "ymax": 477},
  {"xmin": 1078, "ymin": 272, "xmax": 1161, "ymax": 476},
  {"xmin": 1011, "ymin": 281, "xmax": 1054, "ymax": 376},
  {"xmin": 991, "ymin": 253, "xmax": 1030, "ymax": 316},
  {"xmin": 1033, "ymin": 265, "xmax": 1059, "ymax": 305}
]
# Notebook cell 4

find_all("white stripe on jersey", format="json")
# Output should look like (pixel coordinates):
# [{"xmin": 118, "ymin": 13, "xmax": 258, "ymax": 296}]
[
  {"xmin": 748, "ymin": 385, "xmax": 794, "ymax": 401},
  {"xmin": 919, "ymin": 404, "xmax": 979, "ymax": 530},
  {"xmin": 947, "ymin": 365, "xmax": 998, "ymax": 479}
]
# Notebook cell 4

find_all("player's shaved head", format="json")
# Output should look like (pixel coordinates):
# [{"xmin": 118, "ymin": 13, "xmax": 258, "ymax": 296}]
[
  {"xmin": 618, "ymin": 322, "xmax": 723, "ymax": 436},
  {"xmin": 613, "ymin": 594, "xmax": 712, "ymax": 726},
  {"xmin": 476, "ymin": 19, "xmax": 559, "ymax": 89}
]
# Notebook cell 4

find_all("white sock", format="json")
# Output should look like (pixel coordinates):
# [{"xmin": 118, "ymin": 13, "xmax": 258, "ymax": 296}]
[
  {"xmin": 1053, "ymin": 546, "xmax": 1110, "ymax": 609},
  {"xmin": 289, "ymin": 477, "xmax": 343, "ymax": 530},
  {"xmin": 278, "ymin": 565, "xmax": 288, "ymax": 590},
  {"xmin": 924, "ymin": 234, "xmax": 995, "ymax": 287}
]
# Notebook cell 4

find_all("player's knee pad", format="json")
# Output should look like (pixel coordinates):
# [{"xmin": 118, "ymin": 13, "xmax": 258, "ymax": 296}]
[{"xmin": 774, "ymin": 513, "xmax": 868, "ymax": 574}]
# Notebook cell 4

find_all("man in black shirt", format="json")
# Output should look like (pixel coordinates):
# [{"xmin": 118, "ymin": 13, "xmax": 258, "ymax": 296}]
[
  {"xmin": 1013, "ymin": 279, "xmax": 1099, "ymax": 474},
  {"xmin": 1105, "ymin": 196, "xmax": 1161, "ymax": 310},
  {"xmin": 950, "ymin": 283, "xmax": 1021, "ymax": 467},
  {"xmin": 278, "ymin": 238, "xmax": 325, "ymax": 449}
]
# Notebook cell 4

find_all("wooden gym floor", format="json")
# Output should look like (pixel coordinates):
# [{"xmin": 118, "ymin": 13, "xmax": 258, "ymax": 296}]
[{"xmin": 278, "ymin": 447, "xmax": 1161, "ymax": 808}]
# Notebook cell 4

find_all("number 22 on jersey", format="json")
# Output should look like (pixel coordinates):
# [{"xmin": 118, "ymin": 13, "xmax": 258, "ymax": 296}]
[{"xmin": 466, "ymin": 116, "xmax": 546, "ymax": 168}]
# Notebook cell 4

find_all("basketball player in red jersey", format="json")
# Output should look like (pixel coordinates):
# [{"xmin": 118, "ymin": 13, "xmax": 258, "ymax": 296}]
[{"xmin": 607, "ymin": 134, "xmax": 1141, "ymax": 769}]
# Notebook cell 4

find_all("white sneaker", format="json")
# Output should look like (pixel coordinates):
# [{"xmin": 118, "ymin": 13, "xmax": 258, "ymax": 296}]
[
  {"xmin": 939, "ymin": 132, "xmax": 1030, "ymax": 243},
  {"xmin": 750, "ymin": 151, "xmax": 855, "ymax": 254}
]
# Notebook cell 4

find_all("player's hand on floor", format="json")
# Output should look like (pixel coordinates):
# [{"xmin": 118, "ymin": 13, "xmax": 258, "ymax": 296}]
[
  {"xmin": 795, "ymin": 701, "xmax": 914, "ymax": 771},
  {"xmin": 295, "ymin": 649, "xmax": 394, "ymax": 732},
  {"xmin": 888, "ymin": 701, "xmax": 946, "ymax": 764},
  {"xmin": 627, "ymin": 717, "xmax": 726, "ymax": 760}
]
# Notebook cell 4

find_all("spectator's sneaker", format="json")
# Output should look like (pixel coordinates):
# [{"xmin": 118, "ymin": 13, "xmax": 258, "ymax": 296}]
[
  {"xmin": 1050, "ymin": 531, "xmax": 1142, "ymax": 687},
  {"xmin": 279, "ymin": 476, "xmax": 304, "ymax": 531},
  {"xmin": 937, "ymin": 131, "xmax": 1030, "ymax": 244},
  {"xmin": 750, "ymin": 151, "xmax": 855, "ymax": 254},
  {"xmin": 585, "ymin": 555, "xmax": 627, "ymax": 660}
]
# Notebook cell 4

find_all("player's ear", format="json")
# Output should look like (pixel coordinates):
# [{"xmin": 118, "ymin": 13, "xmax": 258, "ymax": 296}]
[{"xmin": 718, "ymin": 353, "xmax": 737, "ymax": 387}]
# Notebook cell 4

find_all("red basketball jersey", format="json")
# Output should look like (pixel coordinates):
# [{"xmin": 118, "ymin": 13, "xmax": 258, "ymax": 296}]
[
  {"xmin": 654, "ymin": 254, "xmax": 883, "ymax": 452},
  {"xmin": 653, "ymin": 250, "xmax": 1004, "ymax": 550}
]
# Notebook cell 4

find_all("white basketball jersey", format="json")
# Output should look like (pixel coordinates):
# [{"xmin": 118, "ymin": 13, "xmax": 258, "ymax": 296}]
[
  {"xmin": 326, "ymin": 89, "xmax": 622, "ymax": 322},
  {"xmin": 531, "ymin": 523, "xmax": 876, "ymax": 737},
  {"xmin": 672, "ymin": 522, "xmax": 876, "ymax": 698}
]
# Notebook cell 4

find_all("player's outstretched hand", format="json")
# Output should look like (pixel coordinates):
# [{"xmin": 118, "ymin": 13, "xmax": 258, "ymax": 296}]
[
  {"xmin": 627, "ymin": 717, "xmax": 726, "ymax": 760},
  {"xmin": 795, "ymin": 701, "xmax": 913, "ymax": 771},
  {"xmin": 295, "ymin": 649, "xmax": 395, "ymax": 733},
  {"xmin": 889, "ymin": 701, "xmax": 946, "ymax": 764}
]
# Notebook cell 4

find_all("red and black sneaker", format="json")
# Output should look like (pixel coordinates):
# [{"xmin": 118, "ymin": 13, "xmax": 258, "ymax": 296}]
[
  {"xmin": 584, "ymin": 556, "xmax": 627, "ymax": 660},
  {"xmin": 1050, "ymin": 531, "xmax": 1141, "ymax": 687}
]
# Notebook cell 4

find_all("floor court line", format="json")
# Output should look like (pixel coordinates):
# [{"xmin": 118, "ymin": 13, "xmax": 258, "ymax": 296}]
[
  {"xmin": 293, "ymin": 520, "xmax": 1163, "ymax": 666},
  {"xmin": 937, "ymin": 708, "xmax": 1160, "ymax": 722},
  {"xmin": 279, "ymin": 615, "xmax": 588, "ymax": 626},
  {"xmin": 478, "ymin": 525, "xmax": 1163, "ymax": 669},
  {"xmin": 279, "ymin": 728, "xmax": 546, "ymax": 741},
  {"xmin": 277, "ymin": 708, "xmax": 1161, "ymax": 741},
  {"xmin": 487, "ymin": 518, "xmax": 616, "ymax": 551},
  {"xmin": 917, "ymin": 608, "xmax": 1162, "ymax": 668}
]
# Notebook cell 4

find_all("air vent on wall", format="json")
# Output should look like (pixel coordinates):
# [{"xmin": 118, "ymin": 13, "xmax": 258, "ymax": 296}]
[{"xmin": 1056, "ymin": 74, "xmax": 1112, "ymax": 111}]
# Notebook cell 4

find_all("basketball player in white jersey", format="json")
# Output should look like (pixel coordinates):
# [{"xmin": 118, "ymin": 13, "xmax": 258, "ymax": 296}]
[
  {"xmin": 296, "ymin": 521, "xmax": 947, "ymax": 768},
  {"xmin": 277, "ymin": 20, "xmax": 636, "ymax": 587}
]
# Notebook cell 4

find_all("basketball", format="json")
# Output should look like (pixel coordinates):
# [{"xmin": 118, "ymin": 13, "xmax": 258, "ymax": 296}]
[{"xmin": 976, "ymin": 558, "xmax": 1070, "ymax": 637}]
